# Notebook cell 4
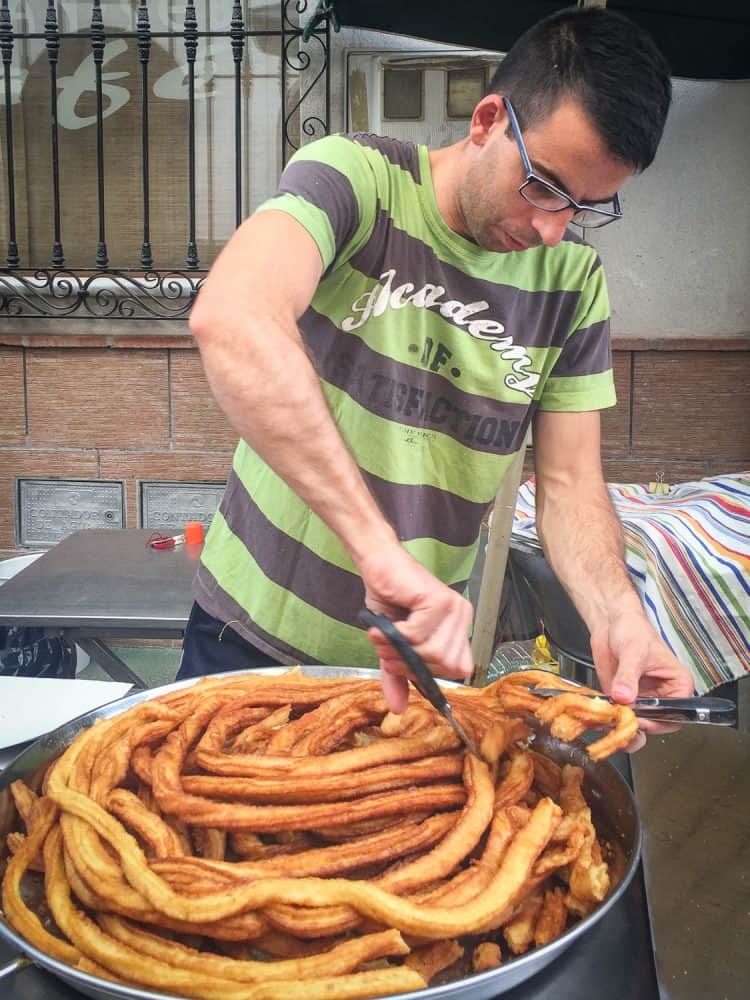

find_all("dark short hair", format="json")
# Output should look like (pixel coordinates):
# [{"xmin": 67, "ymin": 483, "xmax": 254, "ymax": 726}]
[{"xmin": 486, "ymin": 6, "xmax": 672, "ymax": 171}]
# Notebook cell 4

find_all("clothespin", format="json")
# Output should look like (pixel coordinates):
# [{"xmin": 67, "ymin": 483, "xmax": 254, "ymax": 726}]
[
  {"xmin": 301, "ymin": 1, "xmax": 340, "ymax": 44},
  {"xmin": 146, "ymin": 522, "xmax": 205, "ymax": 550},
  {"xmin": 532, "ymin": 634, "xmax": 559, "ymax": 671},
  {"xmin": 647, "ymin": 471, "xmax": 670, "ymax": 495}
]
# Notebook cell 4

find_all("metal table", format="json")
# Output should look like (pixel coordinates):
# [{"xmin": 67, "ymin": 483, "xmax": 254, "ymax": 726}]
[{"xmin": 0, "ymin": 530, "xmax": 200, "ymax": 687}]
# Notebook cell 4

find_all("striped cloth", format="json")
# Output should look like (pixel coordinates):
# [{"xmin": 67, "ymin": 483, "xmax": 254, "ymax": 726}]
[{"xmin": 512, "ymin": 473, "xmax": 750, "ymax": 693}]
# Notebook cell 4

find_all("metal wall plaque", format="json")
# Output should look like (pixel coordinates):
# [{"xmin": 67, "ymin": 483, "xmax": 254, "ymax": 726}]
[
  {"xmin": 140, "ymin": 482, "xmax": 226, "ymax": 533},
  {"xmin": 17, "ymin": 479, "xmax": 125, "ymax": 547}
]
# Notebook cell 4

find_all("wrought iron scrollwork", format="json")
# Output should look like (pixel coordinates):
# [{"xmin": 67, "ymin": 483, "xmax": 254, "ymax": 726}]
[
  {"xmin": 0, "ymin": 1, "xmax": 332, "ymax": 320},
  {"xmin": 0, "ymin": 270, "xmax": 204, "ymax": 320},
  {"xmin": 282, "ymin": 0, "xmax": 331, "ymax": 160},
  {"xmin": 283, "ymin": 30, "xmax": 329, "ymax": 154}
]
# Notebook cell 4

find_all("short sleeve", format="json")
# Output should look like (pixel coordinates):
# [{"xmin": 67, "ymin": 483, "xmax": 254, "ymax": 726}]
[
  {"xmin": 538, "ymin": 255, "xmax": 617, "ymax": 412},
  {"xmin": 254, "ymin": 135, "xmax": 376, "ymax": 272}
]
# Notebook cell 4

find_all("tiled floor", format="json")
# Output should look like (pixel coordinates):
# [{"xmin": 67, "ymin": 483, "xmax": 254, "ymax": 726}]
[
  {"xmin": 77, "ymin": 644, "xmax": 181, "ymax": 689},
  {"xmin": 633, "ymin": 721, "xmax": 750, "ymax": 999}
]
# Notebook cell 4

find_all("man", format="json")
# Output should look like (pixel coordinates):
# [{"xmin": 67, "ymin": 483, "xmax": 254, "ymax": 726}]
[{"xmin": 180, "ymin": 7, "xmax": 694, "ymax": 744}]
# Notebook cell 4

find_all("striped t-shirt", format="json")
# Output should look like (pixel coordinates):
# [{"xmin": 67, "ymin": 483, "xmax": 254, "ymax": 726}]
[{"xmin": 194, "ymin": 133, "xmax": 616, "ymax": 667}]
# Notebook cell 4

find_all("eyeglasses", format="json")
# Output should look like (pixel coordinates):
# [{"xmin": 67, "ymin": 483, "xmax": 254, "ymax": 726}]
[{"xmin": 502, "ymin": 97, "xmax": 622, "ymax": 230}]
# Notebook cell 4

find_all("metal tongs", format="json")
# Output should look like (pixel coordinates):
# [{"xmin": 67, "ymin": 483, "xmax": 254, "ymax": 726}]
[
  {"xmin": 358, "ymin": 608, "xmax": 482, "ymax": 756},
  {"xmin": 527, "ymin": 684, "xmax": 737, "ymax": 726}
]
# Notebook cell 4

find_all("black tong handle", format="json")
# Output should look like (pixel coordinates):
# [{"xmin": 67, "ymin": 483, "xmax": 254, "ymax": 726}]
[{"xmin": 357, "ymin": 608, "xmax": 449, "ymax": 715}]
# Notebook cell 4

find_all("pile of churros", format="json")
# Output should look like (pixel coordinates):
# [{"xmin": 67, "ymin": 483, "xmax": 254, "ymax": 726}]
[{"xmin": 1, "ymin": 669, "xmax": 638, "ymax": 999}]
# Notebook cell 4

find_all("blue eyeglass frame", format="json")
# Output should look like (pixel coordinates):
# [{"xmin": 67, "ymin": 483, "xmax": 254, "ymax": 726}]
[{"xmin": 502, "ymin": 96, "xmax": 622, "ymax": 229}]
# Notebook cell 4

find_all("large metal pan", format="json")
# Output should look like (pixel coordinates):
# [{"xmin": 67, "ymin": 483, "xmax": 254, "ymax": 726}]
[{"xmin": 0, "ymin": 666, "xmax": 642, "ymax": 1000}]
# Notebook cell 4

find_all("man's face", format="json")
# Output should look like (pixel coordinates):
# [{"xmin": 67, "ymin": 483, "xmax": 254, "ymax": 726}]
[{"xmin": 456, "ymin": 96, "xmax": 635, "ymax": 253}]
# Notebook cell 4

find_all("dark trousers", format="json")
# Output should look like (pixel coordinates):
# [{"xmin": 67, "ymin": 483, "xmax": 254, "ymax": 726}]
[{"xmin": 177, "ymin": 602, "xmax": 284, "ymax": 680}]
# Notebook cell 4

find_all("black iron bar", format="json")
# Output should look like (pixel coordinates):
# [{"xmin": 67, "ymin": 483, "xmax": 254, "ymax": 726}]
[
  {"xmin": 184, "ymin": 1, "xmax": 198, "ymax": 268},
  {"xmin": 12, "ymin": 30, "xmax": 317, "ymax": 41},
  {"xmin": 0, "ymin": 0, "xmax": 19, "ymax": 266},
  {"xmin": 231, "ymin": 0, "xmax": 244, "ymax": 228},
  {"xmin": 91, "ymin": 0, "xmax": 109, "ymax": 268},
  {"xmin": 280, "ymin": 1, "xmax": 287, "ymax": 167},
  {"xmin": 44, "ymin": 0, "xmax": 64, "ymax": 267},
  {"xmin": 1, "ymin": 3, "xmax": 331, "ymax": 319},
  {"xmin": 206, "ymin": 0, "xmax": 214, "ymax": 249},
  {"xmin": 137, "ymin": 0, "xmax": 153, "ymax": 269},
  {"xmin": 325, "ymin": 13, "xmax": 330, "ymax": 136}
]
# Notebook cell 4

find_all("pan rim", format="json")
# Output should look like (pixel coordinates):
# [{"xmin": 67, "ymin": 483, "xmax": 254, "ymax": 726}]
[{"xmin": 0, "ymin": 665, "xmax": 643, "ymax": 1000}]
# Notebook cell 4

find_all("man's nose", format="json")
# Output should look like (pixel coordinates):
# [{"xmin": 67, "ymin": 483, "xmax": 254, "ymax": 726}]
[{"xmin": 531, "ymin": 208, "xmax": 575, "ymax": 247}]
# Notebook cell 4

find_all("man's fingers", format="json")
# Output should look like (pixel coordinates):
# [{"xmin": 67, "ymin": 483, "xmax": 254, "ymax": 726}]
[
  {"xmin": 636, "ymin": 718, "xmax": 682, "ymax": 736},
  {"xmin": 623, "ymin": 730, "xmax": 647, "ymax": 754},
  {"xmin": 400, "ymin": 606, "xmax": 474, "ymax": 680},
  {"xmin": 364, "ymin": 612, "xmax": 473, "ymax": 682},
  {"xmin": 379, "ymin": 665, "xmax": 409, "ymax": 714},
  {"xmin": 624, "ymin": 718, "xmax": 682, "ymax": 754},
  {"xmin": 433, "ymin": 616, "xmax": 475, "ymax": 679},
  {"xmin": 610, "ymin": 660, "xmax": 642, "ymax": 704}
]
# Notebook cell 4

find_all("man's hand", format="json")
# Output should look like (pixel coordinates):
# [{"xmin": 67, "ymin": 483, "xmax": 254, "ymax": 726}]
[
  {"xmin": 358, "ymin": 545, "xmax": 474, "ymax": 714},
  {"xmin": 532, "ymin": 412, "xmax": 697, "ymax": 753},
  {"xmin": 590, "ymin": 608, "xmax": 695, "ymax": 751}
]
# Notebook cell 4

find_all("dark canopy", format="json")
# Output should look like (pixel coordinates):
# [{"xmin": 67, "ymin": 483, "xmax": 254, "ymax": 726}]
[{"xmin": 332, "ymin": 1, "xmax": 750, "ymax": 80}]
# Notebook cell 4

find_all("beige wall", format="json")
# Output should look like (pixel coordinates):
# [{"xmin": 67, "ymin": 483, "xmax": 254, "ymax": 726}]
[{"xmin": 330, "ymin": 30, "xmax": 750, "ymax": 339}]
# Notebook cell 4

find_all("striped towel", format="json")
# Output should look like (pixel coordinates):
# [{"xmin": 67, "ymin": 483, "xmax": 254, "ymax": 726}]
[{"xmin": 512, "ymin": 473, "xmax": 750, "ymax": 693}]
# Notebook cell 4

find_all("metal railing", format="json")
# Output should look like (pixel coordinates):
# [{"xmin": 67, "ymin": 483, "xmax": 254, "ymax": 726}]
[{"xmin": 0, "ymin": 1, "xmax": 332, "ymax": 319}]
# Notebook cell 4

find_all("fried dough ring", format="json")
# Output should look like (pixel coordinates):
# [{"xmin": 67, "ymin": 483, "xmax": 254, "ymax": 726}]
[
  {"xmin": 48, "ymin": 823, "xmax": 424, "ymax": 1000},
  {"xmin": 213, "ymin": 756, "xmax": 493, "ymax": 939},
  {"xmin": 2, "ymin": 799, "xmax": 81, "ymax": 965},
  {"xmin": 3, "ymin": 670, "xmax": 630, "ymax": 997},
  {"xmin": 107, "ymin": 788, "xmax": 186, "ymax": 858},
  {"xmin": 155, "ymin": 813, "xmax": 456, "ymax": 881},
  {"xmin": 191, "ymin": 724, "xmax": 459, "ymax": 778},
  {"xmin": 182, "ymin": 754, "xmax": 463, "ymax": 805},
  {"xmin": 494, "ymin": 749, "xmax": 535, "ymax": 809},
  {"xmin": 47, "ymin": 735, "xmax": 562, "ymax": 937},
  {"xmin": 98, "ymin": 915, "xmax": 410, "ymax": 984},
  {"xmin": 534, "ymin": 886, "xmax": 568, "ymax": 947},
  {"xmin": 154, "ymin": 739, "xmax": 465, "ymax": 832}
]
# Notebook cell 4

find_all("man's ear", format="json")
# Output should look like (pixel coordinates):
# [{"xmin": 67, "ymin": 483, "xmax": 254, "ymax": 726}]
[{"xmin": 468, "ymin": 94, "xmax": 508, "ymax": 147}]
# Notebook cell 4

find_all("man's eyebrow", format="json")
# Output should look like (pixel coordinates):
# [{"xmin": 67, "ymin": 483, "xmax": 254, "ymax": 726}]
[
  {"xmin": 529, "ymin": 158, "xmax": 572, "ymax": 196},
  {"xmin": 529, "ymin": 159, "xmax": 618, "ymax": 206}
]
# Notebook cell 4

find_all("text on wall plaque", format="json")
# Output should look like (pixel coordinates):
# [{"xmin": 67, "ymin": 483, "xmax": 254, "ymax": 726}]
[
  {"xmin": 140, "ymin": 482, "xmax": 226, "ymax": 533},
  {"xmin": 16, "ymin": 480, "xmax": 125, "ymax": 547}
]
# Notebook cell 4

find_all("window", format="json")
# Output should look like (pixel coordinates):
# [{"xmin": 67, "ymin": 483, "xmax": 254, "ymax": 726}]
[
  {"xmin": 382, "ymin": 68, "xmax": 423, "ymax": 121},
  {"xmin": 0, "ymin": 1, "xmax": 330, "ymax": 296},
  {"xmin": 446, "ymin": 67, "xmax": 487, "ymax": 119}
]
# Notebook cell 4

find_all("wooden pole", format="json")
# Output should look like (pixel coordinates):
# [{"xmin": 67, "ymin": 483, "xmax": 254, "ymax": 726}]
[{"xmin": 471, "ymin": 438, "xmax": 530, "ymax": 686}]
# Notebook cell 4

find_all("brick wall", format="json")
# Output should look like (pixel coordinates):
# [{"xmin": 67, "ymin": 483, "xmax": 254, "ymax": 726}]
[
  {"xmin": 0, "ymin": 332, "xmax": 236, "ymax": 558},
  {"xmin": 0, "ymin": 332, "xmax": 748, "ymax": 558},
  {"xmin": 600, "ymin": 339, "xmax": 750, "ymax": 484}
]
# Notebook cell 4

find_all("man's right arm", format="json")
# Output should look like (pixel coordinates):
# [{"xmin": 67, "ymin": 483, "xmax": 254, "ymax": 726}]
[{"xmin": 190, "ymin": 209, "xmax": 474, "ymax": 708}]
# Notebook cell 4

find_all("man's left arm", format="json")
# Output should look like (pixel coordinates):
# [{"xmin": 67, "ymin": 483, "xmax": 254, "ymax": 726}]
[{"xmin": 532, "ymin": 409, "xmax": 694, "ymax": 738}]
